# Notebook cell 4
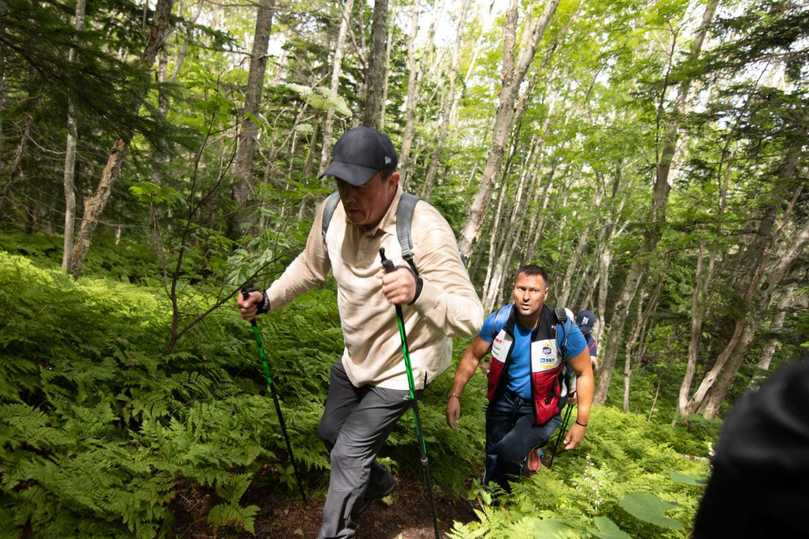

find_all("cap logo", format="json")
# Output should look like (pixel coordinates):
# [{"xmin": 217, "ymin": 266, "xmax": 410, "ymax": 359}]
[
  {"xmin": 384, "ymin": 156, "xmax": 391, "ymax": 165},
  {"xmin": 582, "ymin": 316, "xmax": 589, "ymax": 325}
]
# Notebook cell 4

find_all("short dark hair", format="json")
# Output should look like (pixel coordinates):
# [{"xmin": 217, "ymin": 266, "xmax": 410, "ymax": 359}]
[{"xmin": 516, "ymin": 264, "xmax": 550, "ymax": 286}]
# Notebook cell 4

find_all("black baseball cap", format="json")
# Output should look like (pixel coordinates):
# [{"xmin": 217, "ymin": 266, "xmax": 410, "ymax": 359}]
[
  {"xmin": 576, "ymin": 309, "xmax": 597, "ymax": 335},
  {"xmin": 320, "ymin": 126, "xmax": 398, "ymax": 186}
]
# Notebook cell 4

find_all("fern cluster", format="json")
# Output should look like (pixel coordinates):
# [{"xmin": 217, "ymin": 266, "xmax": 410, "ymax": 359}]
[
  {"xmin": 447, "ymin": 406, "xmax": 715, "ymax": 538},
  {"xmin": 0, "ymin": 252, "xmax": 336, "ymax": 537}
]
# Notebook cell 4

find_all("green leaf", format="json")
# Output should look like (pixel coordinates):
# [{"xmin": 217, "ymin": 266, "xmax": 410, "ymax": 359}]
[
  {"xmin": 670, "ymin": 472, "xmax": 707, "ymax": 487},
  {"xmin": 531, "ymin": 518, "xmax": 571, "ymax": 536},
  {"xmin": 592, "ymin": 516, "xmax": 631, "ymax": 539},
  {"xmin": 207, "ymin": 502, "xmax": 259, "ymax": 534},
  {"xmin": 618, "ymin": 493, "xmax": 683, "ymax": 530}
]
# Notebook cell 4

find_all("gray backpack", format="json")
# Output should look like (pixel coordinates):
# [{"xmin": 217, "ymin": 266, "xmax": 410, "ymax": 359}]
[{"xmin": 321, "ymin": 191, "xmax": 421, "ymax": 276}]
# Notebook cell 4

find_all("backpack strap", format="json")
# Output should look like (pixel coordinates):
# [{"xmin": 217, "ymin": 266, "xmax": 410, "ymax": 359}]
[
  {"xmin": 321, "ymin": 191, "xmax": 341, "ymax": 246},
  {"xmin": 493, "ymin": 304, "xmax": 514, "ymax": 334},
  {"xmin": 396, "ymin": 192, "xmax": 420, "ymax": 276},
  {"xmin": 553, "ymin": 307, "xmax": 571, "ymax": 359},
  {"xmin": 321, "ymin": 191, "xmax": 420, "ymax": 275}
]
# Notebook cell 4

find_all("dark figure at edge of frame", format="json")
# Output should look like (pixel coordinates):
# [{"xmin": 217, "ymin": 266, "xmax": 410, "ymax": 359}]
[{"xmin": 693, "ymin": 355, "xmax": 809, "ymax": 538}]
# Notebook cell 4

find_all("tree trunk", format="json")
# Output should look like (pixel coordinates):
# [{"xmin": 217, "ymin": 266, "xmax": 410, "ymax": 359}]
[
  {"xmin": 0, "ymin": 39, "xmax": 6, "ymax": 168},
  {"xmin": 696, "ymin": 217, "xmax": 809, "ymax": 418},
  {"xmin": 457, "ymin": 0, "xmax": 560, "ymax": 259},
  {"xmin": 69, "ymin": 0, "xmax": 175, "ymax": 277},
  {"xmin": 229, "ymin": 0, "xmax": 276, "ymax": 238},
  {"xmin": 623, "ymin": 294, "xmax": 644, "ymax": 412},
  {"xmin": 320, "ymin": 0, "xmax": 355, "ymax": 174},
  {"xmin": 61, "ymin": 0, "xmax": 87, "ymax": 272},
  {"xmin": 756, "ymin": 286, "xmax": 794, "ymax": 373},
  {"xmin": 397, "ymin": 4, "xmax": 420, "ymax": 187},
  {"xmin": 593, "ymin": 0, "xmax": 718, "ymax": 403},
  {"xmin": 362, "ymin": 0, "xmax": 389, "ymax": 129},
  {"xmin": 624, "ymin": 277, "xmax": 662, "ymax": 411},
  {"xmin": 676, "ymin": 242, "xmax": 715, "ymax": 417},
  {"xmin": 419, "ymin": 0, "xmax": 471, "ymax": 199},
  {"xmin": 379, "ymin": 4, "xmax": 394, "ymax": 132},
  {"xmin": 69, "ymin": 138, "xmax": 127, "ymax": 274},
  {"xmin": 482, "ymin": 140, "xmax": 539, "ymax": 311},
  {"xmin": 557, "ymin": 182, "xmax": 602, "ymax": 306},
  {"xmin": 747, "ymin": 285, "xmax": 797, "ymax": 390},
  {"xmin": 523, "ymin": 161, "xmax": 558, "ymax": 262}
]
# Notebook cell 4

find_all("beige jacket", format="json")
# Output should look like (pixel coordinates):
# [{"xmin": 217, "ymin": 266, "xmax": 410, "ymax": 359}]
[{"xmin": 265, "ymin": 187, "xmax": 484, "ymax": 389}]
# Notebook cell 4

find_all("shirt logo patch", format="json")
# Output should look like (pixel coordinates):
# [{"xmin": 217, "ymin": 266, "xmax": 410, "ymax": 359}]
[
  {"xmin": 491, "ymin": 330, "xmax": 511, "ymax": 363},
  {"xmin": 532, "ymin": 339, "xmax": 560, "ymax": 372}
]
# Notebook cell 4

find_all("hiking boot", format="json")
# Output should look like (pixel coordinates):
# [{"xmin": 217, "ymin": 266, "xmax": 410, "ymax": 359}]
[
  {"xmin": 525, "ymin": 448, "xmax": 544, "ymax": 474},
  {"xmin": 354, "ymin": 469, "xmax": 396, "ymax": 517}
]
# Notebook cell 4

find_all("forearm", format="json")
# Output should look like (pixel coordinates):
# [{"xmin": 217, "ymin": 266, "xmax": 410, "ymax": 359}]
[
  {"xmin": 575, "ymin": 371, "xmax": 594, "ymax": 425},
  {"xmin": 449, "ymin": 350, "xmax": 481, "ymax": 397},
  {"xmin": 266, "ymin": 206, "xmax": 330, "ymax": 311},
  {"xmin": 267, "ymin": 251, "xmax": 328, "ymax": 311}
]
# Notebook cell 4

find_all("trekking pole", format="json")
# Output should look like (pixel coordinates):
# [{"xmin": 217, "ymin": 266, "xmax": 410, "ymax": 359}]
[
  {"xmin": 241, "ymin": 288, "xmax": 307, "ymax": 504},
  {"xmin": 379, "ymin": 249, "xmax": 441, "ymax": 539},
  {"xmin": 548, "ymin": 401, "xmax": 575, "ymax": 469}
]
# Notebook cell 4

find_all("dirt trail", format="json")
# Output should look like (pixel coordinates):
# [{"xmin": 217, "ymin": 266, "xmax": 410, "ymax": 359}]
[{"xmin": 255, "ymin": 476, "xmax": 475, "ymax": 538}]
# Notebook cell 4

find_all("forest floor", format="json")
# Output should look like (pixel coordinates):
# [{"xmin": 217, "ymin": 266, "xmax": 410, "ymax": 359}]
[{"xmin": 174, "ymin": 474, "xmax": 476, "ymax": 539}]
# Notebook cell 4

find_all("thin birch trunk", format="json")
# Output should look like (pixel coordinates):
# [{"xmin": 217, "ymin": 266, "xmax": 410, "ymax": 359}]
[
  {"xmin": 756, "ymin": 286, "xmax": 793, "ymax": 373},
  {"xmin": 61, "ymin": 0, "xmax": 87, "ymax": 272},
  {"xmin": 594, "ymin": 0, "xmax": 718, "ymax": 403},
  {"xmin": 396, "ymin": 2, "xmax": 420, "ymax": 185},
  {"xmin": 379, "ymin": 3, "xmax": 394, "ymax": 132},
  {"xmin": 557, "ymin": 184, "xmax": 603, "ymax": 306},
  {"xmin": 481, "ymin": 139, "xmax": 531, "ymax": 300},
  {"xmin": 362, "ymin": 0, "xmax": 389, "ymax": 129},
  {"xmin": 524, "ymin": 162, "xmax": 558, "ymax": 262},
  {"xmin": 624, "ymin": 277, "xmax": 662, "ymax": 411},
  {"xmin": 318, "ymin": 0, "xmax": 354, "ymax": 174},
  {"xmin": 69, "ymin": 0, "xmax": 175, "ymax": 276},
  {"xmin": 676, "ymin": 241, "xmax": 715, "ymax": 418},
  {"xmin": 419, "ymin": 0, "xmax": 470, "ymax": 199},
  {"xmin": 623, "ymin": 294, "xmax": 645, "ymax": 412},
  {"xmin": 481, "ymin": 177, "xmax": 510, "ymax": 300},
  {"xmin": 483, "ymin": 142, "xmax": 538, "ymax": 310},
  {"xmin": 229, "ymin": 0, "xmax": 276, "ymax": 238},
  {"xmin": 457, "ymin": 0, "xmax": 560, "ymax": 259}
]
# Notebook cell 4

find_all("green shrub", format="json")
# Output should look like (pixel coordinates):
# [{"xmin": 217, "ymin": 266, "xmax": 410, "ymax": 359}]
[
  {"xmin": 447, "ymin": 407, "xmax": 712, "ymax": 538},
  {"xmin": 0, "ymin": 252, "xmax": 335, "ymax": 537}
]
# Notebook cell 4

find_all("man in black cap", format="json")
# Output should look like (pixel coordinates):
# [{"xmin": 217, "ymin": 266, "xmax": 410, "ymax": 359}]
[{"xmin": 238, "ymin": 126, "xmax": 483, "ymax": 538}]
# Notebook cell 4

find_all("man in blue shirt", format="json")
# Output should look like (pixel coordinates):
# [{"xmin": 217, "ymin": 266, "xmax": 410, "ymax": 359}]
[{"xmin": 445, "ymin": 265, "xmax": 594, "ymax": 491}]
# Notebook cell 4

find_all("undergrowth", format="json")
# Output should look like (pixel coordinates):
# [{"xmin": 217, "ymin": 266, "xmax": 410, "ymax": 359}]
[
  {"xmin": 0, "ymin": 250, "xmax": 717, "ymax": 537},
  {"xmin": 447, "ymin": 406, "xmax": 714, "ymax": 538}
]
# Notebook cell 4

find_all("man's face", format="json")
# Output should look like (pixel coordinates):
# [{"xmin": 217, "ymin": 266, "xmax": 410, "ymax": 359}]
[
  {"xmin": 336, "ymin": 170, "xmax": 399, "ymax": 227},
  {"xmin": 512, "ymin": 272, "xmax": 548, "ymax": 317}
]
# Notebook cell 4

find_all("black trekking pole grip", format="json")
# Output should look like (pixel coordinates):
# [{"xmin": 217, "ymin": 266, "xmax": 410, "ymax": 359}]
[{"xmin": 240, "ymin": 287, "xmax": 259, "ymax": 327}]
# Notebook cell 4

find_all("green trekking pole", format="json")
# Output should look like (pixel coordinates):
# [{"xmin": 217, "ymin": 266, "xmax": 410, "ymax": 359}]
[
  {"xmin": 379, "ymin": 249, "xmax": 441, "ymax": 539},
  {"xmin": 241, "ymin": 288, "xmax": 307, "ymax": 503}
]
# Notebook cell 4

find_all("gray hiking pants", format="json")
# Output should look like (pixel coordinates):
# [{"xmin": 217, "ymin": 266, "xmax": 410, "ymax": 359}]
[{"xmin": 316, "ymin": 361, "xmax": 415, "ymax": 539}]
